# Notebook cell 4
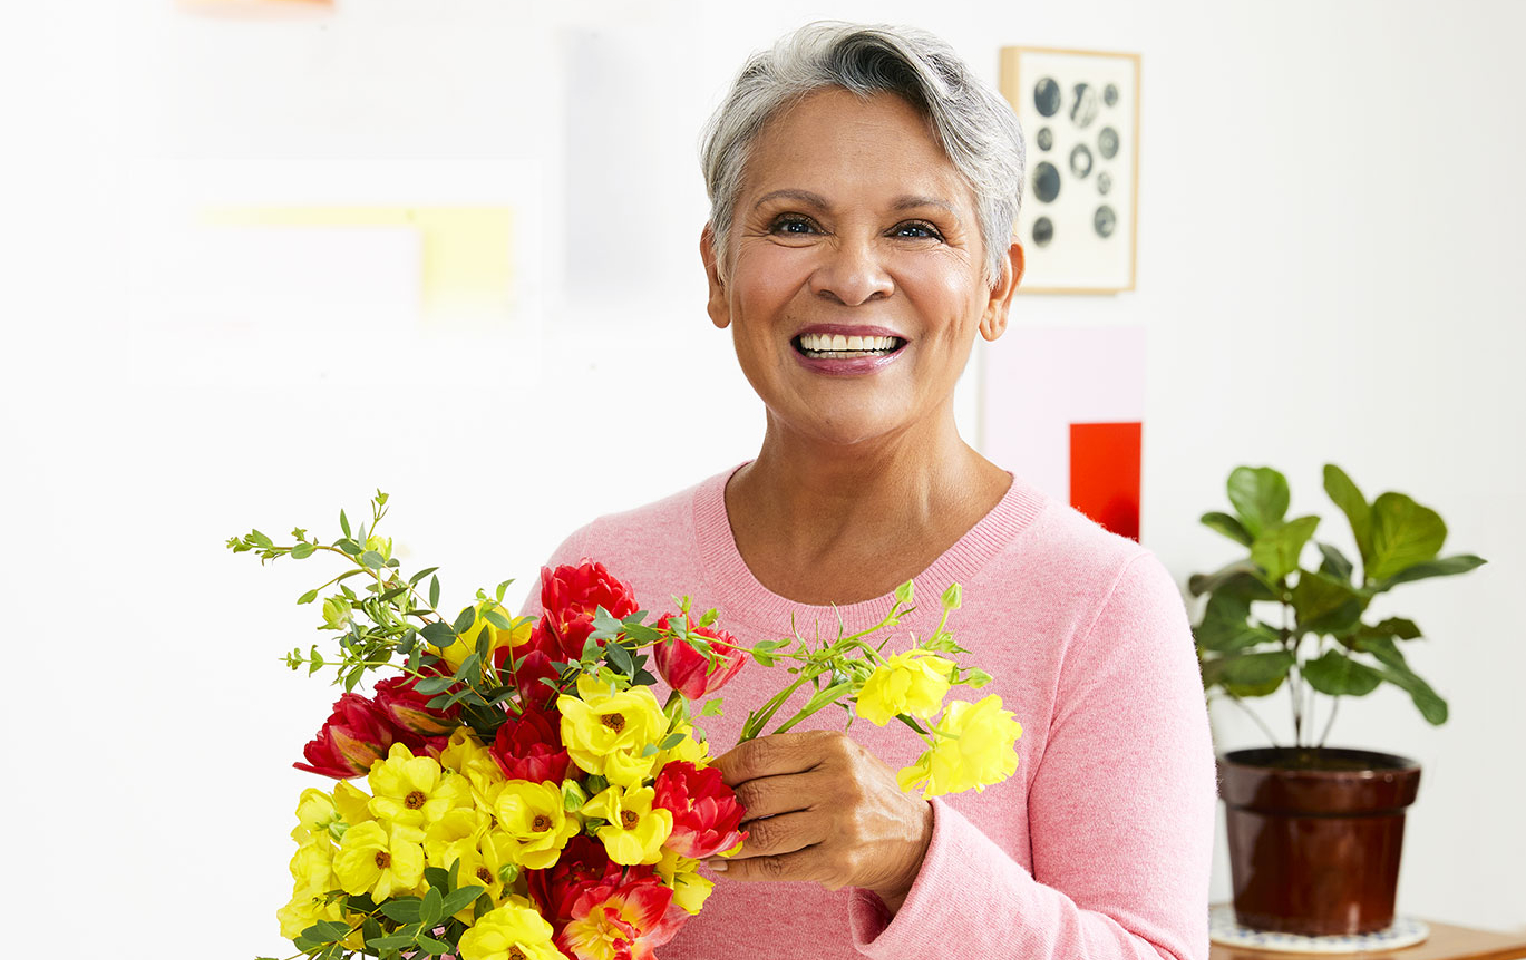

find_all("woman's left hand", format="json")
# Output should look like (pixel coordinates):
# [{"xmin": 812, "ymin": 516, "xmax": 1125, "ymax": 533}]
[{"xmin": 705, "ymin": 730, "xmax": 933, "ymax": 910}]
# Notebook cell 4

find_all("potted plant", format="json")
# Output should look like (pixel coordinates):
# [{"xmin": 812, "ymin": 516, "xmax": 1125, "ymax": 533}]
[{"xmin": 1189, "ymin": 464, "xmax": 1486, "ymax": 937}]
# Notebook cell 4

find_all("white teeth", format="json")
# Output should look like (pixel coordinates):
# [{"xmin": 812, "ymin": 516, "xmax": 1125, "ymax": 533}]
[{"xmin": 795, "ymin": 333, "xmax": 904, "ymax": 356}]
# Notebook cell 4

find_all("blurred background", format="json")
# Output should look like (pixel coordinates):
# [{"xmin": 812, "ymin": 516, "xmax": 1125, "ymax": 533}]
[{"xmin": 4, "ymin": 0, "xmax": 1522, "ymax": 952}]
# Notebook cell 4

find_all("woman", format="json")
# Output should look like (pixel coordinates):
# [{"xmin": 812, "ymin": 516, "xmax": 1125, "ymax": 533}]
[{"xmin": 527, "ymin": 22, "xmax": 1215, "ymax": 960}]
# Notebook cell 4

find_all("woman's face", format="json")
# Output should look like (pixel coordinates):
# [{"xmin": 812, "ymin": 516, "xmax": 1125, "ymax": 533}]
[{"xmin": 704, "ymin": 87, "xmax": 1021, "ymax": 449}]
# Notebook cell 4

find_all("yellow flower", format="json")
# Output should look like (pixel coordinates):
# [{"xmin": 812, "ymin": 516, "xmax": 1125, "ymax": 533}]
[
  {"xmin": 424, "ymin": 807, "xmax": 490, "ymax": 865},
  {"xmin": 332, "ymin": 780, "xmax": 375, "ymax": 826},
  {"xmin": 556, "ymin": 677, "xmax": 667, "ymax": 786},
  {"xmin": 294, "ymin": 787, "xmax": 340, "ymax": 841},
  {"xmin": 277, "ymin": 883, "xmax": 363, "ymax": 948},
  {"xmin": 581, "ymin": 783, "xmax": 672, "ymax": 866},
  {"xmin": 494, "ymin": 780, "xmax": 580, "ymax": 870},
  {"xmin": 333, "ymin": 820, "xmax": 426, "ymax": 900},
  {"xmin": 857, "ymin": 649, "xmax": 956, "ymax": 726},
  {"xmin": 438, "ymin": 727, "xmax": 508, "ymax": 808},
  {"xmin": 433, "ymin": 831, "xmax": 519, "ymax": 918},
  {"xmin": 656, "ymin": 846, "xmax": 713, "ymax": 915},
  {"xmin": 367, "ymin": 743, "xmax": 471, "ymax": 828},
  {"xmin": 457, "ymin": 898, "xmax": 561, "ymax": 960},
  {"xmin": 655, "ymin": 720, "xmax": 709, "ymax": 768},
  {"xmin": 897, "ymin": 694, "xmax": 1022, "ymax": 798},
  {"xmin": 288, "ymin": 833, "xmax": 336, "ymax": 891},
  {"xmin": 433, "ymin": 601, "xmax": 533, "ymax": 672}
]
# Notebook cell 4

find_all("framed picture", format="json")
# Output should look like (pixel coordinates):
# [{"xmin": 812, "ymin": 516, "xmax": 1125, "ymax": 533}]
[{"xmin": 1000, "ymin": 46, "xmax": 1141, "ymax": 295}]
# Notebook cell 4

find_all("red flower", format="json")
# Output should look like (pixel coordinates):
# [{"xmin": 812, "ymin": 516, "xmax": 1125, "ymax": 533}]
[
  {"xmin": 490, "ymin": 700, "xmax": 577, "ymax": 784},
  {"xmin": 374, "ymin": 673, "xmax": 459, "ymax": 737},
  {"xmin": 653, "ymin": 613, "xmax": 745, "ymax": 700},
  {"xmin": 294, "ymin": 693, "xmax": 410, "ymax": 780},
  {"xmin": 652, "ymin": 761, "xmax": 750, "ymax": 859},
  {"xmin": 494, "ymin": 640, "xmax": 563, "ymax": 709},
  {"xmin": 540, "ymin": 561, "xmax": 639, "ymax": 660},
  {"xmin": 525, "ymin": 834, "xmax": 626, "ymax": 932},
  {"xmin": 558, "ymin": 875, "xmax": 677, "ymax": 960}
]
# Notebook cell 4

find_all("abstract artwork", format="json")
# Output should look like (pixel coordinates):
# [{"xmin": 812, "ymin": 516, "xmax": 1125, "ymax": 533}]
[
  {"xmin": 980, "ymin": 325, "xmax": 1146, "ymax": 541},
  {"xmin": 1000, "ymin": 47, "xmax": 1141, "ymax": 294}
]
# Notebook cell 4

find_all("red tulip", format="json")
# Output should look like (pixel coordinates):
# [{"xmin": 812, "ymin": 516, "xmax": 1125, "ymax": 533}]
[
  {"xmin": 653, "ymin": 613, "xmax": 745, "ymax": 700},
  {"xmin": 652, "ymin": 761, "xmax": 749, "ymax": 860},
  {"xmin": 494, "ymin": 638, "xmax": 563, "ymax": 709},
  {"xmin": 558, "ymin": 875, "xmax": 677, "ymax": 960},
  {"xmin": 540, "ymin": 561, "xmax": 639, "ymax": 660},
  {"xmin": 525, "ymin": 834, "xmax": 626, "ymax": 933},
  {"xmin": 374, "ymin": 673, "xmax": 459, "ymax": 737},
  {"xmin": 489, "ymin": 700, "xmax": 577, "ymax": 784},
  {"xmin": 293, "ymin": 693, "xmax": 408, "ymax": 780}
]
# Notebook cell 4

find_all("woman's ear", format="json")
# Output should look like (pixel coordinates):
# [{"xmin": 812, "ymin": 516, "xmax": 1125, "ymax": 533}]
[
  {"xmin": 700, "ymin": 224, "xmax": 730, "ymax": 330},
  {"xmin": 979, "ymin": 240, "xmax": 1024, "ymax": 342}
]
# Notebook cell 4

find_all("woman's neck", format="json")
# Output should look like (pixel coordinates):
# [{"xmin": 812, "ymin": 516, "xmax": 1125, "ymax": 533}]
[{"xmin": 725, "ymin": 409, "xmax": 1011, "ymax": 605}]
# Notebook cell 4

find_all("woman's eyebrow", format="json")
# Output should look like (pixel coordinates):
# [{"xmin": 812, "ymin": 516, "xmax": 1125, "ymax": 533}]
[
  {"xmin": 892, "ymin": 196, "xmax": 960, "ymax": 222},
  {"xmin": 753, "ymin": 188, "xmax": 831, "ymax": 210}
]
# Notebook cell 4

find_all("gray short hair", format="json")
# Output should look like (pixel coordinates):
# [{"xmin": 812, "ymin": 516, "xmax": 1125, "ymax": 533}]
[{"xmin": 699, "ymin": 22, "xmax": 1026, "ymax": 288}]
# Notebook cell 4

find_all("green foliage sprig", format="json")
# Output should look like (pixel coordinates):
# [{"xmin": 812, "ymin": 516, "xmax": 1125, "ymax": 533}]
[{"xmin": 1190, "ymin": 464, "xmax": 1486, "ymax": 748}]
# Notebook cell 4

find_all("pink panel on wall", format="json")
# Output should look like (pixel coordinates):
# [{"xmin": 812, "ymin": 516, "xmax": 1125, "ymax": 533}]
[{"xmin": 981, "ymin": 325, "xmax": 1147, "ymax": 537}]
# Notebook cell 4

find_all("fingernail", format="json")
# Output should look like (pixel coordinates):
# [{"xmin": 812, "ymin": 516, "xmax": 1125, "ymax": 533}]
[{"xmin": 705, "ymin": 859, "xmax": 727, "ymax": 873}]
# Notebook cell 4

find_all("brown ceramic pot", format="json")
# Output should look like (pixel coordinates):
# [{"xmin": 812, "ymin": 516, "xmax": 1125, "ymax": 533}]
[{"xmin": 1218, "ymin": 747, "xmax": 1421, "ymax": 937}]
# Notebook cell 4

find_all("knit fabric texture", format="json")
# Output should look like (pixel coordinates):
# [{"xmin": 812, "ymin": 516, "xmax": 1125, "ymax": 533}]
[{"xmin": 521, "ymin": 463, "xmax": 1216, "ymax": 960}]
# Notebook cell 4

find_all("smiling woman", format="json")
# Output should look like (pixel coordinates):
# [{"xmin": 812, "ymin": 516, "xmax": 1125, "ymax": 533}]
[{"xmin": 524, "ymin": 21, "xmax": 1215, "ymax": 960}]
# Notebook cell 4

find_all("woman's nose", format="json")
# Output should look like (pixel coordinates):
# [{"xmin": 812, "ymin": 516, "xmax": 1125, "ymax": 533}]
[{"xmin": 808, "ymin": 235, "xmax": 894, "ymax": 306}]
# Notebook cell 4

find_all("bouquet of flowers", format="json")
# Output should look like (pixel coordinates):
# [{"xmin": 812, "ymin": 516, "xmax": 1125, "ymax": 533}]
[{"xmin": 231, "ymin": 491, "xmax": 1022, "ymax": 960}]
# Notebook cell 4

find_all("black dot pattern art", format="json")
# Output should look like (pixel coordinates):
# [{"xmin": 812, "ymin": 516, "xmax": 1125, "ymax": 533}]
[{"xmin": 1005, "ymin": 46, "xmax": 1137, "ymax": 291}]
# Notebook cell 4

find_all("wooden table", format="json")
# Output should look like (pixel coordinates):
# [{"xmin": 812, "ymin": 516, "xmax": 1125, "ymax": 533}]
[{"xmin": 1211, "ymin": 920, "xmax": 1526, "ymax": 960}]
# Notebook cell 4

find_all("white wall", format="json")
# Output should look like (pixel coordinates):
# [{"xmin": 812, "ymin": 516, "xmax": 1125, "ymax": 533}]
[{"xmin": 5, "ymin": 0, "xmax": 1522, "ymax": 953}]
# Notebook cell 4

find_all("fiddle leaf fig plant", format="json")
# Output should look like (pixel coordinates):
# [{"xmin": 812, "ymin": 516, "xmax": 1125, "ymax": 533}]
[{"xmin": 1189, "ymin": 464, "xmax": 1486, "ymax": 748}]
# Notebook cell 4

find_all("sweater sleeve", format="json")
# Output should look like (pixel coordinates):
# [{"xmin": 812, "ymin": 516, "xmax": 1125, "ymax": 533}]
[{"xmin": 847, "ymin": 552, "xmax": 1216, "ymax": 960}]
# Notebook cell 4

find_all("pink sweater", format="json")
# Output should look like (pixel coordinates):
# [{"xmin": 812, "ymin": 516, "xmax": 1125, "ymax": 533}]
[{"xmin": 523, "ymin": 464, "xmax": 1216, "ymax": 960}]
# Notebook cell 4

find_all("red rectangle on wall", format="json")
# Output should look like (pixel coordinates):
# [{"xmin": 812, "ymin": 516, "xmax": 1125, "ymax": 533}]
[{"xmin": 1070, "ymin": 422, "xmax": 1142, "ymax": 541}]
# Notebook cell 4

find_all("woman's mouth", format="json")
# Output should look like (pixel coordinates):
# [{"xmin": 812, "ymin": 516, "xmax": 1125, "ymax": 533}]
[{"xmin": 791, "ymin": 333, "xmax": 907, "ymax": 359}]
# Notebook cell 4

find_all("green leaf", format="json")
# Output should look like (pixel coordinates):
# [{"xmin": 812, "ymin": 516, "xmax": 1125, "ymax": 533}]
[
  {"xmin": 1251, "ymin": 515, "xmax": 1320, "ymax": 582},
  {"xmin": 1193, "ymin": 591, "xmax": 1280, "ymax": 653},
  {"xmin": 1323, "ymin": 464, "xmax": 1372, "ymax": 570},
  {"xmin": 1227, "ymin": 466, "xmax": 1290, "ymax": 539},
  {"xmin": 1354, "ymin": 635, "xmax": 1449, "ymax": 724},
  {"xmin": 420, "ymin": 886, "xmax": 444, "ymax": 927},
  {"xmin": 1201, "ymin": 650, "xmax": 1295, "ymax": 693},
  {"xmin": 360, "ymin": 550, "xmax": 386, "ymax": 570},
  {"xmin": 420, "ymin": 621, "xmax": 454, "ymax": 646},
  {"xmin": 1187, "ymin": 560, "xmax": 1278, "ymax": 599},
  {"xmin": 1290, "ymin": 570, "xmax": 1365, "ymax": 635},
  {"xmin": 640, "ymin": 742, "xmax": 660, "ymax": 757},
  {"xmin": 379, "ymin": 898, "xmax": 422, "ymax": 923},
  {"xmin": 340, "ymin": 509, "xmax": 352, "ymax": 538},
  {"xmin": 454, "ymin": 605, "xmax": 478, "ymax": 636},
  {"xmin": 1200, "ymin": 510, "xmax": 1253, "ymax": 547},
  {"xmin": 409, "ymin": 566, "xmax": 440, "ymax": 585},
  {"xmin": 1375, "ymin": 554, "xmax": 1486, "ymax": 591},
  {"xmin": 701, "ymin": 698, "xmax": 724, "ymax": 717},
  {"xmin": 415, "ymin": 676, "xmax": 455, "ymax": 695},
  {"xmin": 311, "ymin": 919, "xmax": 352, "ymax": 942},
  {"xmin": 483, "ymin": 608, "xmax": 512, "ymax": 631},
  {"xmin": 440, "ymin": 884, "xmax": 486, "ymax": 917},
  {"xmin": 419, "ymin": 935, "xmax": 454, "ymax": 954},
  {"xmin": 1302, "ymin": 649, "xmax": 1383, "ymax": 696},
  {"xmin": 605, "ymin": 642, "xmax": 634, "ymax": 676},
  {"xmin": 1367, "ymin": 492, "xmax": 1447, "ymax": 583},
  {"xmin": 291, "ymin": 541, "xmax": 315, "ymax": 560},
  {"xmin": 307, "ymin": 645, "xmax": 325, "ymax": 675},
  {"xmin": 334, "ymin": 538, "xmax": 361, "ymax": 557},
  {"xmin": 366, "ymin": 933, "xmax": 417, "ymax": 950},
  {"xmin": 429, "ymin": 574, "xmax": 441, "ymax": 609},
  {"xmin": 298, "ymin": 588, "xmax": 320, "ymax": 605},
  {"xmin": 1316, "ymin": 542, "xmax": 1354, "ymax": 584}
]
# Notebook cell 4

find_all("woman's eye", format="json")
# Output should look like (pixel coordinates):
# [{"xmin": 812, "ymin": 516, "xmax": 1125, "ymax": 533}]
[
  {"xmin": 892, "ymin": 221, "xmax": 943, "ymax": 240},
  {"xmin": 770, "ymin": 216, "xmax": 818, "ymax": 235}
]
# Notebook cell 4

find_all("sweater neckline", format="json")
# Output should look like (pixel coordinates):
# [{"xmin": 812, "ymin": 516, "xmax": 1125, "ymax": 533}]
[{"xmin": 693, "ymin": 461, "xmax": 1049, "ymax": 634}]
